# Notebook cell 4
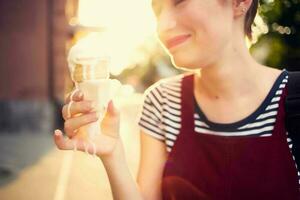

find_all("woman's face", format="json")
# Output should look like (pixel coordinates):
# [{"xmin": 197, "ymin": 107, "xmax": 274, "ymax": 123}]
[{"xmin": 152, "ymin": 0, "xmax": 235, "ymax": 69}]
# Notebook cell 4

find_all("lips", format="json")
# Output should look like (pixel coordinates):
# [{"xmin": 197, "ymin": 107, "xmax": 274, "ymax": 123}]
[{"xmin": 166, "ymin": 34, "xmax": 191, "ymax": 49}]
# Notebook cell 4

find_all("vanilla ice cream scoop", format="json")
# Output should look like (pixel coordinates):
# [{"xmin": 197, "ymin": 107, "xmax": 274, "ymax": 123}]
[{"xmin": 68, "ymin": 33, "xmax": 111, "ymax": 82}]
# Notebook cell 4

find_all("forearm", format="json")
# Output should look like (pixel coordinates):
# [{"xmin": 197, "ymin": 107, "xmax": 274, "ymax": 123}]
[{"xmin": 101, "ymin": 141, "xmax": 144, "ymax": 200}]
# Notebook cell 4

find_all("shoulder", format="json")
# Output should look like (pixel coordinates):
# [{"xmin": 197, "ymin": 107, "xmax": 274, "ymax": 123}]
[
  {"xmin": 143, "ymin": 74, "xmax": 184, "ymax": 100},
  {"xmin": 262, "ymin": 66, "xmax": 285, "ymax": 79},
  {"xmin": 257, "ymin": 66, "xmax": 288, "ymax": 93},
  {"xmin": 146, "ymin": 74, "xmax": 184, "ymax": 92}
]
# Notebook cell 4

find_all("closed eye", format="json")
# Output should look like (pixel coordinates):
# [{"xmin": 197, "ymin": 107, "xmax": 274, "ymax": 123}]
[
  {"xmin": 151, "ymin": 0, "xmax": 186, "ymax": 17},
  {"xmin": 173, "ymin": 0, "xmax": 185, "ymax": 6}
]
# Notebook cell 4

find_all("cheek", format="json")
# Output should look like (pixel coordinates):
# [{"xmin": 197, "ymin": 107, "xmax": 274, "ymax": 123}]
[
  {"xmin": 179, "ymin": 8, "xmax": 217, "ymax": 44},
  {"xmin": 179, "ymin": 1, "xmax": 232, "ymax": 41},
  {"xmin": 184, "ymin": 13, "xmax": 232, "ymax": 60}
]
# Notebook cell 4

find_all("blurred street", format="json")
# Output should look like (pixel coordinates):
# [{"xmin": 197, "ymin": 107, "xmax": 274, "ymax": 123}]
[{"xmin": 0, "ymin": 94, "xmax": 143, "ymax": 200}]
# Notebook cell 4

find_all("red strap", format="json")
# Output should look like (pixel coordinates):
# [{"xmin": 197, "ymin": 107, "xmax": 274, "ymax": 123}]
[{"xmin": 180, "ymin": 74, "xmax": 195, "ymax": 133}]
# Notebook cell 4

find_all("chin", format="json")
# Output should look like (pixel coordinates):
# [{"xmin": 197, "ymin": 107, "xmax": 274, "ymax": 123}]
[{"xmin": 170, "ymin": 54, "xmax": 203, "ymax": 71}]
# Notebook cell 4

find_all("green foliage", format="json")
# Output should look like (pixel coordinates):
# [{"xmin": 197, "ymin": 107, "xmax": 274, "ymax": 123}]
[{"xmin": 252, "ymin": 0, "xmax": 300, "ymax": 71}]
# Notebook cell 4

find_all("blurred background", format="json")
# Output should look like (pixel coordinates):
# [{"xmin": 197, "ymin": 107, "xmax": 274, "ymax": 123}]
[{"xmin": 0, "ymin": 0, "xmax": 299, "ymax": 199}]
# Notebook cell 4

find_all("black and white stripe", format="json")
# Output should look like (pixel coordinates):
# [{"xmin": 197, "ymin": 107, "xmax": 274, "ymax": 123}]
[{"xmin": 138, "ymin": 72, "xmax": 300, "ymax": 185}]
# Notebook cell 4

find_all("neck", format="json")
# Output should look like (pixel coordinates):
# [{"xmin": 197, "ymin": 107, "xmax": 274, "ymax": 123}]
[{"xmin": 195, "ymin": 37, "xmax": 264, "ymax": 101}]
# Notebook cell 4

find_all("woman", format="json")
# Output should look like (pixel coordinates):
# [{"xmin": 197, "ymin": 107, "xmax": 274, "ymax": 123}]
[{"xmin": 54, "ymin": 0, "xmax": 300, "ymax": 199}]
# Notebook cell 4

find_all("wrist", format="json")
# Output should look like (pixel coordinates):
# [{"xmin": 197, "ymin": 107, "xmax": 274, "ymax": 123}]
[{"xmin": 99, "ymin": 139, "xmax": 126, "ymax": 166}]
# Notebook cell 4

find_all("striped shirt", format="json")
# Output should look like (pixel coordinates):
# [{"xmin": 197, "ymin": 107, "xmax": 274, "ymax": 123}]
[{"xmin": 138, "ymin": 70, "xmax": 300, "ymax": 185}]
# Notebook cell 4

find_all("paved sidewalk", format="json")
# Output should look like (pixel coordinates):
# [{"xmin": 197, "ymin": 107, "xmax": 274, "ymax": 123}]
[{"xmin": 0, "ymin": 94, "xmax": 142, "ymax": 200}]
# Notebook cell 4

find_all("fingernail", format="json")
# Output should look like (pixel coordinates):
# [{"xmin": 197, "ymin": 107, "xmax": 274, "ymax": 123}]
[
  {"xmin": 54, "ymin": 129, "xmax": 61, "ymax": 136},
  {"xmin": 108, "ymin": 100, "xmax": 115, "ymax": 113},
  {"xmin": 108, "ymin": 100, "xmax": 113, "ymax": 109}
]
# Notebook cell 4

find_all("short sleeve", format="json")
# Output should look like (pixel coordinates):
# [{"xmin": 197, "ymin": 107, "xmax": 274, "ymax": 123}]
[{"xmin": 138, "ymin": 83, "xmax": 165, "ymax": 142}]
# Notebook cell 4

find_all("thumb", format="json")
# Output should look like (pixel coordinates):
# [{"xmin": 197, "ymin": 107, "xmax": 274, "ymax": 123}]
[
  {"xmin": 107, "ymin": 100, "xmax": 119, "ymax": 117},
  {"xmin": 100, "ymin": 100, "xmax": 120, "ymax": 137}
]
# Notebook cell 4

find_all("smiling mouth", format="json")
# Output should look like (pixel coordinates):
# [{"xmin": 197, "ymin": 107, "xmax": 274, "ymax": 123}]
[{"xmin": 166, "ymin": 34, "xmax": 191, "ymax": 49}]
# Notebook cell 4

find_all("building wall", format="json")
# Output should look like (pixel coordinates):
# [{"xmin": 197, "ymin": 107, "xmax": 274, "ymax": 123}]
[
  {"xmin": 52, "ymin": 0, "xmax": 69, "ymax": 101},
  {"xmin": 0, "ymin": 0, "xmax": 68, "ymax": 100},
  {"xmin": 0, "ymin": 0, "xmax": 68, "ymax": 133},
  {"xmin": 0, "ymin": 0, "xmax": 48, "ymax": 99}
]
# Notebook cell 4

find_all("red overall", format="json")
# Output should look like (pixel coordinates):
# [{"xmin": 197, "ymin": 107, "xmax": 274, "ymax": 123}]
[{"xmin": 162, "ymin": 74, "xmax": 300, "ymax": 200}]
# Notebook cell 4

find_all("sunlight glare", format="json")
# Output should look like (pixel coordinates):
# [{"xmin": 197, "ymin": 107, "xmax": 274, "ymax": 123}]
[{"xmin": 77, "ymin": 0, "xmax": 157, "ymax": 75}]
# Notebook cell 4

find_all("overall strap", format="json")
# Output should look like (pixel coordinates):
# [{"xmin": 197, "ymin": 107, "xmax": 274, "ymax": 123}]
[
  {"xmin": 181, "ymin": 74, "xmax": 195, "ymax": 132},
  {"xmin": 285, "ymin": 71, "xmax": 300, "ymax": 168}
]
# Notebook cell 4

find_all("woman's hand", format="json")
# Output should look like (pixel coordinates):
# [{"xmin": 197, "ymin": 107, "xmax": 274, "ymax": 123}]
[{"xmin": 53, "ymin": 89, "xmax": 123, "ymax": 159}]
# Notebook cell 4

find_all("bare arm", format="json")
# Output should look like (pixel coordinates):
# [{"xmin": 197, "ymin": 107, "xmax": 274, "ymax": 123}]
[
  {"xmin": 100, "ymin": 139, "xmax": 143, "ymax": 200},
  {"xmin": 137, "ymin": 131, "xmax": 168, "ymax": 200},
  {"xmin": 101, "ymin": 131, "xmax": 168, "ymax": 200}
]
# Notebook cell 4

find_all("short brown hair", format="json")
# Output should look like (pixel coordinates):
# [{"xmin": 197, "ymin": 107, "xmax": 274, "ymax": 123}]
[{"xmin": 245, "ymin": 0, "xmax": 259, "ymax": 39}]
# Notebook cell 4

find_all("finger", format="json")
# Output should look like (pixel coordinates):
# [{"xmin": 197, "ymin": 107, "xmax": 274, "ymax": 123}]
[
  {"xmin": 106, "ymin": 100, "xmax": 120, "ymax": 117},
  {"xmin": 54, "ymin": 130, "xmax": 98, "ymax": 156},
  {"xmin": 62, "ymin": 100, "xmax": 95, "ymax": 120},
  {"xmin": 101, "ymin": 100, "xmax": 120, "ymax": 137},
  {"xmin": 65, "ymin": 89, "xmax": 84, "ymax": 103},
  {"xmin": 67, "ymin": 100, "xmax": 74, "ymax": 119},
  {"xmin": 64, "ymin": 112, "xmax": 98, "ymax": 138},
  {"xmin": 104, "ymin": 100, "xmax": 120, "ymax": 125},
  {"xmin": 53, "ymin": 129, "xmax": 76, "ymax": 150}
]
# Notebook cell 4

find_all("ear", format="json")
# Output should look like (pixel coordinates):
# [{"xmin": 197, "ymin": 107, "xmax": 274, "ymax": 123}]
[{"xmin": 232, "ymin": 0, "xmax": 253, "ymax": 18}]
